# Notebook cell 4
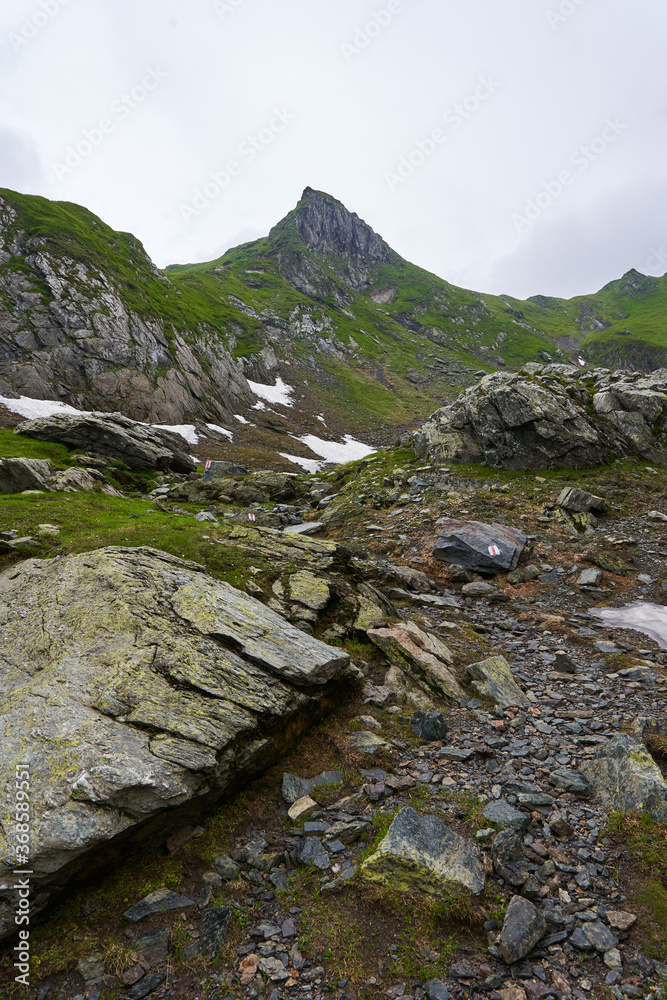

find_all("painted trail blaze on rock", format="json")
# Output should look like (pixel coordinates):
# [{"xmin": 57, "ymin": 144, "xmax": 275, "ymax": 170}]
[
  {"xmin": 360, "ymin": 807, "xmax": 486, "ymax": 898},
  {"xmin": 0, "ymin": 546, "xmax": 354, "ymax": 943},
  {"xmin": 432, "ymin": 519, "xmax": 527, "ymax": 575}
]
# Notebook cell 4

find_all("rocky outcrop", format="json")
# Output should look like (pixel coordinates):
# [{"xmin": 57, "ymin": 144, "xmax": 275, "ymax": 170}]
[
  {"xmin": 432, "ymin": 519, "xmax": 527, "ymax": 574},
  {"xmin": 0, "ymin": 457, "xmax": 52, "ymax": 492},
  {"xmin": 0, "ymin": 195, "xmax": 254, "ymax": 423},
  {"xmin": 0, "ymin": 546, "xmax": 357, "ymax": 943},
  {"xmin": 413, "ymin": 365, "xmax": 667, "ymax": 469},
  {"xmin": 15, "ymin": 412, "xmax": 196, "ymax": 471},
  {"xmin": 367, "ymin": 621, "xmax": 465, "ymax": 704},
  {"xmin": 578, "ymin": 734, "xmax": 667, "ymax": 820},
  {"xmin": 360, "ymin": 807, "xmax": 485, "ymax": 898}
]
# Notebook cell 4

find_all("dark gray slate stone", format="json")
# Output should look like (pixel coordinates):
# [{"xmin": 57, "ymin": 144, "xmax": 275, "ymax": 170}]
[
  {"xmin": 294, "ymin": 837, "xmax": 330, "ymax": 870},
  {"xmin": 432, "ymin": 518, "xmax": 527, "ymax": 574},
  {"xmin": 582, "ymin": 920, "xmax": 618, "ymax": 953},
  {"xmin": 214, "ymin": 855, "xmax": 241, "ymax": 880},
  {"xmin": 281, "ymin": 769, "xmax": 343, "ymax": 805},
  {"xmin": 123, "ymin": 888, "xmax": 195, "ymax": 922},
  {"xmin": 569, "ymin": 927, "xmax": 594, "ymax": 951},
  {"xmin": 200, "ymin": 907, "xmax": 231, "ymax": 959},
  {"xmin": 134, "ymin": 928, "xmax": 170, "ymax": 966},
  {"xmin": 548, "ymin": 768, "xmax": 592, "ymax": 797},
  {"xmin": 491, "ymin": 829, "xmax": 529, "ymax": 886},
  {"xmin": 202, "ymin": 460, "xmax": 248, "ymax": 482},
  {"xmin": 126, "ymin": 974, "xmax": 166, "ymax": 999},
  {"xmin": 498, "ymin": 895, "xmax": 547, "ymax": 964},
  {"xmin": 411, "ymin": 710, "xmax": 449, "ymax": 743},
  {"xmin": 424, "ymin": 980, "xmax": 452, "ymax": 1000},
  {"xmin": 482, "ymin": 799, "xmax": 529, "ymax": 832}
]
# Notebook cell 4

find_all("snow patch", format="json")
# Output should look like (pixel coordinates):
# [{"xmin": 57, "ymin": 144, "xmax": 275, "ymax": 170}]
[
  {"xmin": 279, "ymin": 453, "xmax": 323, "ymax": 473},
  {"xmin": 0, "ymin": 394, "xmax": 86, "ymax": 420},
  {"xmin": 252, "ymin": 401, "xmax": 266, "ymax": 411},
  {"xmin": 234, "ymin": 414, "xmax": 250, "ymax": 424},
  {"xmin": 247, "ymin": 377, "xmax": 294, "ymax": 407},
  {"xmin": 205, "ymin": 423, "xmax": 233, "ymax": 441},
  {"xmin": 591, "ymin": 602, "xmax": 667, "ymax": 650},
  {"xmin": 296, "ymin": 433, "xmax": 376, "ymax": 465},
  {"xmin": 152, "ymin": 424, "xmax": 199, "ymax": 445}
]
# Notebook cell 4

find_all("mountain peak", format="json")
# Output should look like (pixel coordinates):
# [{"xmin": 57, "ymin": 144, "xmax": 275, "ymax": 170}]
[{"xmin": 290, "ymin": 187, "xmax": 390, "ymax": 262}]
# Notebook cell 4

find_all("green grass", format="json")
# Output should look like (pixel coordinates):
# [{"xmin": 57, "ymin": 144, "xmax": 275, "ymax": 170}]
[
  {"xmin": 0, "ymin": 492, "xmax": 274, "ymax": 588},
  {"xmin": 0, "ymin": 428, "xmax": 75, "ymax": 466}
]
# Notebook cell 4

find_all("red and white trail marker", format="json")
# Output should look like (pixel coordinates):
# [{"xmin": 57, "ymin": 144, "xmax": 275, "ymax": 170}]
[
  {"xmin": 248, "ymin": 512, "xmax": 256, "ymax": 522},
  {"xmin": 205, "ymin": 460, "xmax": 212, "ymax": 470},
  {"xmin": 488, "ymin": 544, "xmax": 501, "ymax": 557}
]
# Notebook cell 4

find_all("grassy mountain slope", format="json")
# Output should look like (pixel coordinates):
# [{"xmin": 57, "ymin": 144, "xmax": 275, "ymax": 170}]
[{"xmin": 1, "ymin": 186, "xmax": 665, "ymax": 438}]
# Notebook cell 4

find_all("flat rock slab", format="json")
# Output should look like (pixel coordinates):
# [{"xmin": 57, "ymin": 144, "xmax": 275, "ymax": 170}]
[
  {"xmin": 548, "ymin": 768, "xmax": 592, "ymax": 797},
  {"xmin": 0, "ymin": 546, "xmax": 353, "ymax": 944},
  {"xmin": 124, "ymin": 888, "xmax": 195, "ymax": 922},
  {"xmin": 0, "ymin": 457, "xmax": 52, "ymax": 493},
  {"xmin": 348, "ymin": 730, "xmax": 391, "ymax": 753},
  {"xmin": 200, "ymin": 907, "xmax": 231, "ymax": 959},
  {"xmin": 295, "ymin": 837, "xmax": 330, "ymax": 870},
  {"xmin": 582, "ymin": 920, "xmax": 618, "ymax": 953},
  {"xmin": 283, "ymin": 522, "xmax": 324, "ymax": 536},
  {"xmin": 281, "ymin": 770, "xmax": 343, "ymax": 805},
  {"xmin": 465, "ymin": 655, "xmax": 530, "ymax": 709},
  {"xmin": 367, "ymin": 621, "xmax": 465, "ymax": 703},
  {"xmin": 16, "ymin": 411, "xmax": 195, "ymax": 472},
  {"xmin": 579, "ymin": 734, "xmax": 667, "ymax": 820},
  {"xmin": 497, "ymin": 895, "xmax": 547, "ymax": 964},
  {"xmin": 126, "ymin": 974, "xmax": 166, "ymax": 1000},
  {"xmin": 482, "ymin": 799, "xmax": 529, "ymax": 832},
  {"xmin": 360, "ymin": 806, "xmax": 485, "ymax": 898},
  {"xmin": 432, "ymin": 518, "xmax": 527, "ymax": 574}
]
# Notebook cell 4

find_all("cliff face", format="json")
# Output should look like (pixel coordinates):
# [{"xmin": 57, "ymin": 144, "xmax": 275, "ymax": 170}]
[{"xmin": 0, "ymin": 194, "xmax": 252, "ymax": 423}]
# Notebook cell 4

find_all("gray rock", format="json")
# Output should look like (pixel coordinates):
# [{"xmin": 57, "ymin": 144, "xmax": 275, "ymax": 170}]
[
  {"xmin": 553, "ymin": 651, "xmax": 576, "ymax": 673},
  {"xmin": 214, "ymin": 855, "xmax": 241, "ymax": 880},
  {"xmin": 281, "ymin": 770, "xmax": 343, "ymax": 805},
  {"xmin": 578, "ymin": 567, "xmax": 603, "ymax": 587},
  {"xmin": 124, "ymin": 889, "xmax": 195, "ymax": 923},
  {"xmin": 579, "ymin": 734, "xmax": 667, "ymax": 820},
  {"xmin": 294, "ymin": 837, "xmax": 330, "ymax": 870},
  {"xmin": 497, "ymin": 895, "xmax": 547, "ymax": 964},
  {"xmin": 432, "ymin": 518, "xmax": 527, "ymax": 574},
  {"xmin": 199, "ymin": 907, "xmax": 231, "ymax": 959},
  {"xmin": 482, "ymin": 799, "xmax": 530, "ymax": 832},
  {"xmin": 582, "ymin": 921, "xmax": 618, "ymax": 953},
  {"xmin": 411, "ymin": 710, "xmax": 449, "ymax": 743},
  {"xmin": 548, "ymin": 768, "xmax": 592, "ymax": 798},
  {"xmin": 360, "ymin": 806, "xmax": 486, "ymax": 897},
  {"xmin": 77, "ymin": 953, "xmax": 106, "ymax": 983},
  {"xmin": 283, "ymin": 522, "xmax": 325, "ymax": 536},
  {"xmin": 413, "ymin": 367, "xmax": 667, "ymax": 470},
  {"xmin": 202, "ymin": 461, "xmax": 248, "ymax": 481},
  {"xmin": 134, "ymin": 928, "xmax": 170, "ymax": 966},
  {"xmin": 0, "ymin": 546, "xmax": 353, "ymax": 944},
  {"xmin": 367, "ymin": 621, "xmax": 465, "ymax": 703},
  {"xmin": 465, "ymin": 655, "xmax": 530, "ymax": 709},
  {"xmin": 570, "ymin": 927, "xmax": 594, "ymax": 951},
  {"xmin": 557, "ymin": 487, "xmax": 607, "ymax": 514},
  {"xmin": 0, "ymin": 457, "xmax": 52, "ymax": 493},
  {"xmin": 126, "ymin": 974, "xmax": 166, "ymax": 999},
  {"xmin": 16, "ymin": 412, "xmax": 196, "ymax": 472},
  {"xmin": 491, "ymin": 829, "xmax": 530, "ymax": 886},
  {"xmin": 424, "ymin": 980, "xmax": 451, "ymax": 1000}
]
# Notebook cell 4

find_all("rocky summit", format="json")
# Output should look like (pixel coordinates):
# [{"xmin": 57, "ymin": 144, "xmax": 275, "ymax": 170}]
[{"xmin": 2, "ymin": 187, "xmax": 667, "ymax": 1000}]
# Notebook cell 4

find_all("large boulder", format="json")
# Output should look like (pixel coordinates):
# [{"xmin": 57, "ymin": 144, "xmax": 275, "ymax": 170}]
[
  {"xmin": 413, "ymin": 366, "xmax": 667, "ymax": 470},
  {"xmin": 367, "ymin": 621, "xmax": 465, "ymax": 703},
  {"xmin": 360, "ymin": 807, "xmax": 485, "ymax": 897},
  {"xmin": 0, "ymin": 457, "xmax": 52, "ymax": 492},
  {"xmin": 0, "ymin": 546, "xmax": 355, "ymax": 943},
  {"xmin": 578, "ymin": 734, "xmax": 667, "ymax": 820},
  {"xmin": 465, "ymin": 655, "xmax": 530, "ymax": 708},
  {"xmin": 432, "ymin": 519, "xmax": 527, "ymax": 575},
  {"xmin": 15, "ymin": 412, "xmax": 196, "ymax": 472}
]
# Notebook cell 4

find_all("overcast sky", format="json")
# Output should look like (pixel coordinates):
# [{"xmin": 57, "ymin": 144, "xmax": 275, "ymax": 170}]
[{"xmin": 1, "ymin": 0, "xmax": 666, "ymax": 300}]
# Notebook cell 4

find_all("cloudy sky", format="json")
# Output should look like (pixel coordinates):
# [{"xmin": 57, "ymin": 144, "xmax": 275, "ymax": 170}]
[{"xmin": 1, "ymin": 0, "xmax": 666, "ymax": 299}]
